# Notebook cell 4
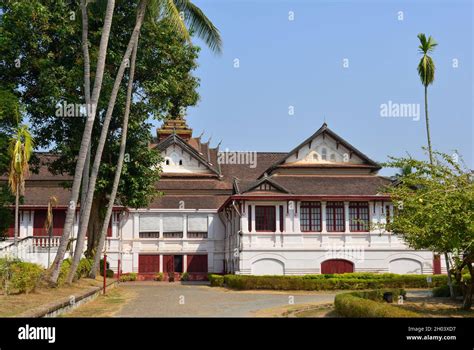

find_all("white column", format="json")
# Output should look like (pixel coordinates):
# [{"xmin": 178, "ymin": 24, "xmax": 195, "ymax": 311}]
[
  {"xmin": 183, "ymin": 254, "xmax": 187, "ymax": 272},
  {"xmin": 133, "ymin": 213, "xmax": 140, "ymax": 239},
  {"xmin": 344, "ymin": 201, "xmax": 350, "ymax": 233},
  {"xmin": 207, "ymin": 214, "xmax": 213, "ymax": 239},
  {"xmin": 294, "ymin": 201, "xmax": 301, "ymax": 232},
  {"xmin": 183, "ymin": 214, "xmax": 187, "ymax": 239},
  {"xmin": 159, "ymin": 254, "xmax": 163, "ymax": 273},
  {"xmin": 159, "ymin": 214, "xmax": 163, "ymax": 239},
  {"xmin": 321, "ymin": 201, "xmax": 327, "ymax": 232}
]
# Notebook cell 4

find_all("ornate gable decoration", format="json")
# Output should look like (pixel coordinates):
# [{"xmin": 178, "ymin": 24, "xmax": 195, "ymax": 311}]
[
  {"xmin": 261, "ymin": 123, "xmax": 380, "ymax": 176},
  {"xmin": 155, "ymin": 134, "xmax": 219, "ymax": 176},
  {"xmin": 241, "ymin": 177, "xmax": 291, "ymax": 194}
]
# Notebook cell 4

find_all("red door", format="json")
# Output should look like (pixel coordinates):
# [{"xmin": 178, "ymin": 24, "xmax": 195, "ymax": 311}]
[
  {"xmin": 138, "ymin": 255, "xmax": 160, "ymax": 273},
  {"xmin": 187, "ymin": 255, "xmax": 208, "ymax": 273},
  {"xmin": 163, "ymin": 255, "xmax": 174, "ymax": 273},
  {"xmin": 321, "ymin": 259, "xmax": 354, "ymax": 274},
  {"xmin": 433, "ymin": 255, "xmax": 442, "ymax": 274},
  {"xmin": 33, "ymin": 210, "xmax": 47, "ymax": 236}
]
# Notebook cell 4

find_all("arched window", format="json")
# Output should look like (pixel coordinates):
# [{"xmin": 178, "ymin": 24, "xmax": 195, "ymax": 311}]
[
  {"xmin": 321, "ymin": 148, "xmax": 327, "ymax": 160},
  {"xmin": 165, "ymin": 159, "xmax": 170, "ymax": 165},
  {"xmin": 312, "ymin": 153, "xmax": 318, "ymax": 160},
  {"xmin": 179, "ymin": 160, "xmax": 183, "ymax": 166}
]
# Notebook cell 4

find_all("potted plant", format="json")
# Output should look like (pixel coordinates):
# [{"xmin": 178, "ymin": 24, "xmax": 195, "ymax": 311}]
[
  {"xmin": 181, "ymin": 272, "xmax": 189, "ymax": 281},
  {"xmin": 168, "ymin": 270, "xmax": 175, "ymax": 282},
  {"xmin": 154, "ymin": 272, "xmax": 163, "ymax": 281}
]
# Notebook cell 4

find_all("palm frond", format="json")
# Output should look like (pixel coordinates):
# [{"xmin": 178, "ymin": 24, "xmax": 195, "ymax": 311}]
[
  {"xmin": 173, "ymin": 0, "xmax": 222, "ymax": 53},
  {"xmin": 8, "ymin": 124, "xmax": 34, "ymax": 195}
]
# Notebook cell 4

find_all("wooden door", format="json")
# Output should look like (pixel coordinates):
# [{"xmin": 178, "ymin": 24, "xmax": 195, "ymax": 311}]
[{"xmin": 321, "ymin": 259, "xmax": 354, "ymax": 274}]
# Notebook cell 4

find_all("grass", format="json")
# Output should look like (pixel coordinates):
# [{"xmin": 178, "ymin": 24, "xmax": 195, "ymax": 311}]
[
  {"xmin": 0, "ymin": 278, "xmax": 105, "ymax": 317},
  {"xmin": 61, "ymin": 286, "xmax": 135, "ymax": 317},
  {"xmin": 397, "ymin": 297, "xmax": 474, "ymax": 318}
]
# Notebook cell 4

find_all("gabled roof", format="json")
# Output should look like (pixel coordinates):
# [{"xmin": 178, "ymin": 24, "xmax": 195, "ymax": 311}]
[
  {"xmin": 154, "ymin": 134, "xmax": 221, "ymax": 177},
  {"xmin": 260, "ymin": 123, "xmax": 381, "ymax": 177},
  {"xmin": 238, "ymin": 176, "xmax": 292, "ymax": 194}
]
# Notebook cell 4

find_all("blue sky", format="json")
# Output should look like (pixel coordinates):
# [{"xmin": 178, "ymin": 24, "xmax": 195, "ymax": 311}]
[{"xmin": 169, "ymin": 0, "xmax": 473, "ymax": 176}]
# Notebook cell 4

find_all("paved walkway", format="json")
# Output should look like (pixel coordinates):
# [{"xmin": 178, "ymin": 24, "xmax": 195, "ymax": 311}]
[{"xmin": 115, "ymin": 282, "xmax": 338, "ymax": 317}]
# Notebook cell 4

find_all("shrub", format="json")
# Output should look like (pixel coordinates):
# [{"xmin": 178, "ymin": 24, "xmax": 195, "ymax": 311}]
[
  {"xmin": 119, "ymin": 273, "xmax": 137, "ymax": 282},
  {"xmin": 99, "ymin": 259, "xmax": 110, "ymax": 273},
  {"xmin": 221, "ymin": 273, "xmax": 447, "ymax": 291},
  {"xmin": 180, "ymin": 272, "xmax": 189, "ymax": 281},
  {"xmin": 208, "ymin": 274, "xmax": 224, "ymax": 287},
  {"xmin": 0, "ymin": 259, "xmax": 43, "ymax": 295},
  {"xmin": 154, "ymin": 272, "xmax": 164, "ymax": 281},
  {"xmin": 334, "ymin": 290, "xmax": 418, "ymax": 317},
  {"xmin": 432, "ymin": 284, "xmax": 463, "ymax": 297},
  {"xmin": 57, "ymin": 259, "xmax": 72, "ymax": 286},
  {"xmin": 76, "ymin": 258, "xmax": 93, "ymax": 279}
]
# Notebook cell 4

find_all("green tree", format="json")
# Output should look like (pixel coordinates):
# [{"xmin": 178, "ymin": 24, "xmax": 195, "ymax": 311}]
[
  {"xmin": 0, "ymin": 1, "xmax": 205, "ymax": 281},
  {"xmin": 383, "ymin": 152, "xmax": 474, "ymax": 310},
  {"xmin": 0, "ymin": 89, "xmax": 18, "ymax": 238},
  {"xmin": 67, "ymin": 0, "xmax": 222, "ymax": 283}
]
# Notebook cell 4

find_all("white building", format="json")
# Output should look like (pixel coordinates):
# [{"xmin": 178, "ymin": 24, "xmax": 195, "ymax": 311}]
[{"xmin": 0, "ymin": 119, "xmax": 444, "ymax": 278}]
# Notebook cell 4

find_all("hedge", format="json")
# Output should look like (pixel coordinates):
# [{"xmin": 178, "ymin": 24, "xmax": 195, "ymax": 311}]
[
  {"xmin": 0, "ymin": 259, "xmax": 44, "ymax": 295},
  {"xmin": 217, "ymin": 273, "xmax": 447, "ymax": 291},
  {"xmin": 208, "ymin": 274, "xmax": 224, "ymax": 287},
  {"xmin": 334, "ymin": 290, "xmax": 419, "ymax": 317},
  {"xmin": 119, "ymin": 273, "xmax": 137, "ymax": 282}
]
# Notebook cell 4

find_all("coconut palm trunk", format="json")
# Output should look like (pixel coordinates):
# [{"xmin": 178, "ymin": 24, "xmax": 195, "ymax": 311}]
[
  {"xmin": 67, "ymin": 0, "xmax": 148, "ymax": 283},
  {"xmin": 90, "ymin": 39, "xmax": 139, "ymax": 279},
  {"xmin": 76, "ymin": 0, "xmax": 92, "ymax": 258},
  {"xmin": 14, "ymin": 182, "xmax": 19, "ymax": 249},
  {"xmin": 424, "ymin": 85, "xmax": 434, "ymax": 165},
  {"xmin": 49, "ymin": 0, "xmax": 116, "ymax": 284}
]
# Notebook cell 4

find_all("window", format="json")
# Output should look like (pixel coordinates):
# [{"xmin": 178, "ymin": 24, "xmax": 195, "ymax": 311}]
[
  {"xmin": 179, "ymin": 159, "xmax": 183, "ymax": 165},
  {"xmin": 300, "ymin": 202, "xmax": 322, "ymax": 232},
  {"xmin": 188, "ymin": 232, "xmax": 208, "ymax": 239},
  {"xmin": 255, "ymin": 206, "xmax": 276, "ymax": 232},
  {"xmin": 349, "ymin": 202, "xmax": 369, "ymax": 231},
  {"xmin": 330, "ymin": 154, "xmax": 336, "ymax": 161},
  {"xmin": 321, "ymin": 148, "xmax": 327, "ymax": 160},
  {"xmin": 165, "ymin": 159, "xmax": 170, "ymax": 165},
  {"xmin": 326, "ymin": 202, "xmax": 345, "ymax": 232},
  {"xmin": 163, "ymin": 232, "xmax": 183, "ymax": 238},
  {"xmin": 248, "ymin": 205, "xmax": 252, "ymax": 232},
  {"xmin": 139, "ymin": 232, "xmax": 160, "ymax": 238},
  {"xmin": 279, "ymin": 205, "xmax": 284, "ymax": 232},
  {"xmin": 312, "ymin": 153, "xmax": 318, "ymax": 160}
]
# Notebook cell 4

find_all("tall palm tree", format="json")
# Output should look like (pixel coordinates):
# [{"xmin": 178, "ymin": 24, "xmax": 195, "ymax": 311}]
[
  {"xmin": 417, "ymin": 33, "xmax": 454, "ymax": 297},
  {"xmin": 49, "ymin": 0, "xmax": 116, "ymax": 284},
  {"xmin": 417, "ymin": 33, "xmax": 437, "ymax": 164},
  {"xmin": 8, "ymin": 125, "xmax": 34, "ymax": 251},
  {"xmin": 68, "ymin": 0, "xmax": 222, "ymax": 283}
]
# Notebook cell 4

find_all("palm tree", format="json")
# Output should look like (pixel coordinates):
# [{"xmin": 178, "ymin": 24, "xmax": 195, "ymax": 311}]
[
  {"xmin": 68, "ymin": 0, "xmax": 222, "ymax": 283},
  {"xmin": 417, "ymin": 33, "xmax": 455, "ymax": 297},
  {"xmin": 417, "ymin": 33, "xmax": 437, "ymax": 164},
  {"xmin": 49, "ymin": 0, "xmax": 116, "ymax": 284},
  {"xmin": 8, "ymin": 125, "xmax": 34, "ymax": 251},
  {"xmin": 44, "ymin": 196, "xmax": 58, "ymax": 267}
]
